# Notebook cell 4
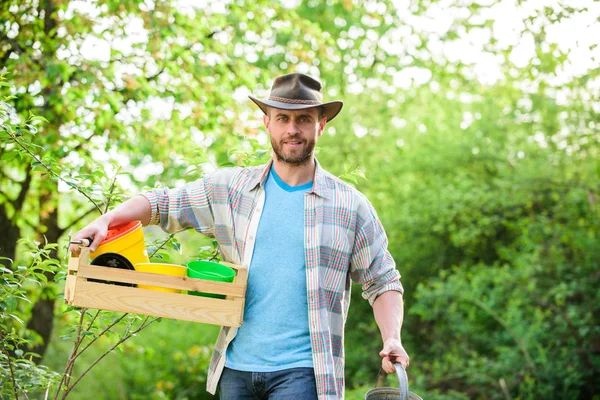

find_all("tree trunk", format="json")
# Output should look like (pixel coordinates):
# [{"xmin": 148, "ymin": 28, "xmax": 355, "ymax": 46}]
[
  {"xmin": 25, "ymin": 297, "xmax": 56, "ymax": 361},
  {"xmin": 26, "ymin": 191, "xmax": 62, "ymax": 362},
  {"xmin": 23, "ymin": 0, "xmax": 62, "ymax": 361},
  {"xmin": 0, "ymin": 205, "xmax": 19, "ymax": 268}
]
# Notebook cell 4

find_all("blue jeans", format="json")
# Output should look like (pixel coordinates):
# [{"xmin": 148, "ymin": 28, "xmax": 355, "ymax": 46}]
[{"xmin": 218, "ymin": 367, "xmax": 318, "ymax": 399}]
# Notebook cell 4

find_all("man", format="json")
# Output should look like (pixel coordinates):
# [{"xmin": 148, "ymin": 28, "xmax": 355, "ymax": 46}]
[{"xmin": 70, "ymin": 73, "xmax": 409, "ymax": 399}]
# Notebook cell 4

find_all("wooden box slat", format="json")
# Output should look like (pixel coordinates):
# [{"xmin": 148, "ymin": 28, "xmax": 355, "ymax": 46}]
[
  {"xmin": 64, "ymin": 248, "xmax": 247, "ymax": 327},
  {"xmin": 77, "ymin": 265, "xmax": 246, "ymax": 297},
  {"xmin": 65, "ymin": 275, "xmax": 77, "ymax": 303},
  {"xmin": 72, "ymin": 280, "xmax": 243, "ymax": 326},
  {"xmin": 68, "ymin": 251, "xmax": 84, "ymax": 271}
]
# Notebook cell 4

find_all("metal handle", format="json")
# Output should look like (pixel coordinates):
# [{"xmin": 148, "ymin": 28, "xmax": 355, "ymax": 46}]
[
  {"xmin": 69, "ymin": 237, "xmax": 93, "ymax": 247},
  {"xmin": 375, "ymin": 363, "xmax": 409, "ymax": 400}
]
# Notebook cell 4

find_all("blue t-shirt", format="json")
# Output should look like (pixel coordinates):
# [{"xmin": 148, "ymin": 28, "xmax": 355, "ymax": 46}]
[{"xmin": 225, "ymin": 166, "xmax": 314, "ymax": 371}]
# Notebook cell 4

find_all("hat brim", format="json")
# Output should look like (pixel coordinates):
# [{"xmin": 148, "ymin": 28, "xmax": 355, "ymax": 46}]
[{"xmin": 249, "ymin": 96, "xmax": 343, "ymax": 121}]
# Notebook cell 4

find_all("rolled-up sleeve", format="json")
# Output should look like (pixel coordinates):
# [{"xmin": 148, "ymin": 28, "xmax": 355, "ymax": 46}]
[
  {"xmin": 140, "ymin": 191, "xmax": 160, "ymax": 225},
  {"xmin": 349, "ymin": 197, "xmax": 403, "ymax": 305},
  {"xmin": 139, "ymin": 174, "xmax": 216, "ymax": 237}
]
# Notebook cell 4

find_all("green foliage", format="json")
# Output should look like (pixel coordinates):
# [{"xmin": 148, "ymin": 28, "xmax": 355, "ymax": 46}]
[
  {"xmin": 43, "ymin": 319, "xmax": 219, "ymax": 399},
  {"xmin": 0, "ymin": 240, "xmax": 62, "ymax": 398},
  {"xmin": 410, "ymin": 184, "xmax": 599, "ymax": 398},
  {"xmin": 1, "ymin": 0, "xmax": 599, "ymax": 398},
  {"xmin": 118, "ymin": 326, "xmax": 215, "ymax": 400}
]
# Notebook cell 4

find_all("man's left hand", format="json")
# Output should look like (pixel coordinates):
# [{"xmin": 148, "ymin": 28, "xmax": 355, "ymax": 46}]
[{"xmin": 379, "ymin": 338, "xmax": 409, "ymax": 374}]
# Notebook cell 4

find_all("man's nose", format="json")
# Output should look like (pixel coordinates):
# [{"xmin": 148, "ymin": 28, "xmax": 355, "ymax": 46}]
[{"xmin": 287, "ymin": 120, "xmax": 301, "ymax": 134}]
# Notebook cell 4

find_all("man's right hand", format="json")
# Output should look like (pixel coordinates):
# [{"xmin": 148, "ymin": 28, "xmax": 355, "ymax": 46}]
[
  {"xmin": 69, "ymin": 195, "xmax": 153, "ymax": 256},
  {"xmin": 69, "ymin": 214, "xmax": 112, "ymax": 255}
]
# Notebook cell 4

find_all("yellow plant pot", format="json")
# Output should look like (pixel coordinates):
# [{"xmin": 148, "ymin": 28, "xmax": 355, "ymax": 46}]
[
  {"xmin": 134, "ymin": 263, "xmax": 187, "ymax": 293},
  {"xmin": 90, "ymin": 221, "xmax": 149, "ymax": 266}
]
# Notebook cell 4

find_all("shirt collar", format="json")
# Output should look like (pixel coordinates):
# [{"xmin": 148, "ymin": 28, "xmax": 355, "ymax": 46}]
[
  {"xmin": 247, "ymin": 159, "xmax": 273, "ymax": 192},
  {"xmin": 310, "ymin": 158, "xmax": 331, "ymax": 199},
  {"xmin": 247, "ymin": 158, "xmax": 331, "ymax": 199}
]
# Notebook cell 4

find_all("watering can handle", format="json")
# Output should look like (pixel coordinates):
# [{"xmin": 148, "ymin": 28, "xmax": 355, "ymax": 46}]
[{"xmin": 375, "ymin": 363, "xmax": 409, "ymax": 400}]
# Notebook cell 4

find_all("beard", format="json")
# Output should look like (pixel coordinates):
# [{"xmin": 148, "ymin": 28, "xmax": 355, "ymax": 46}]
[{"xmin": 271, "ymin": 135, "xmax": 316, "ymax": 165}]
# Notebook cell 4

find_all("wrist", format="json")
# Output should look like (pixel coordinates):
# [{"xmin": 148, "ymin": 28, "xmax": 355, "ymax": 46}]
[{"xmin": 98, "ymin": 212, "xmax": 115, "ymax": 227}]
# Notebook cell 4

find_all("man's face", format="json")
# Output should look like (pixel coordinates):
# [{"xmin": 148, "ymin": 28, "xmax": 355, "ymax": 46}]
[{"xmin": 264, "ymin": 107, "xmax": 326, "ymax": 165}]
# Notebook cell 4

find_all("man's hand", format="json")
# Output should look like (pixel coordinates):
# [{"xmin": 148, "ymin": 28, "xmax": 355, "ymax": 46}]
[
  {"xmin": 379, "ymin": 338, "xmax": 409, "ymax": 373},
  {"xmin": 69, "ymin": 214, "xmax": 111, "ymax": 255},
  {"xmin": 69, "ymin": 195, "xmax": 153, "ymax": 255}
]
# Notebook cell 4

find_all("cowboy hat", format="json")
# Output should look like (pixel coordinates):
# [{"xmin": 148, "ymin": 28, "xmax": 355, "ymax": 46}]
[{"xmin": 249, "ymin": 73, "xmax": 343, "ymax": 121}]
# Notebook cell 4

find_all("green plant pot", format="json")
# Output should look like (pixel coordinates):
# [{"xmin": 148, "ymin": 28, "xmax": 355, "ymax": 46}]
[{"xmin": 186, "ymin": 260, "xmax": 236, "ymax": 299}]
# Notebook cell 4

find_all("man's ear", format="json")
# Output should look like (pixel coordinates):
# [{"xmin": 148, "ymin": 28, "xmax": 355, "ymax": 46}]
[
  {"xmin": 318, "ymin": 117, "xmax": 327, "ymax": 137},
  {"xmin": 264, "ymin": 114, "xmax": 270, "ymax": 130}
]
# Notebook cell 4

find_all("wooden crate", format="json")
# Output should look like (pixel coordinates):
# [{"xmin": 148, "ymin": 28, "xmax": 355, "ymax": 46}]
[{"xmin": 64, "ymin": 247, "xmax": 247, "ymax": 327}]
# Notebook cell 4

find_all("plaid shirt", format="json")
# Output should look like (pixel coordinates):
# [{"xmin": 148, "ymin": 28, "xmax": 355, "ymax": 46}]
[{"xmin": 142, "ymin": 159, "xmax": 403, "ymax": 399}]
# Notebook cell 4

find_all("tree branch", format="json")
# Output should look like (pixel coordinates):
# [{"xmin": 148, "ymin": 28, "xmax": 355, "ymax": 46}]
[
  {"xmin": 103, "ymin": 168, "xmax": 120, "ymax": 214},
  {"xmin": 62, "ymin": 309, "xmax": 90, "ymax": 389},
  {"xmin": 149, "ymin": 234, "xmax": 175, "ymax": 258},
  {"xmin": 63, "ymin": 311, "xmax": 126, "ymax": 390},
  {"xmin": 5, "ymin": 131, "xmax": 103, "ymax": 214},
  {"xmin": 43, "ymin": 0, "xmax": 57, "ymax": 38},
  {"xmin": 0, "ymin": 34, "xmax": 25, "ymax": 56},
  {"xmin": 72, "ymin": 313, "xmax": 128, "ymax": 361},
  {"xmin": 0, "ymin": 51, "xmax": 11, "ymax": 68},
  {"xmin": 61, "ymin": 316, "xmax": 159, "ymax": 399},
  {"xmin": 0, "ymin": 331, "xmax": 19, "ymax": 400},
  {"xmin": 86, "ymin": 310, "xmax": 101, "ymax": 332},
  {"xmin": 145, "ymin": 66, "xmax": 165, "ymax": 82},
  {"xmin": 59, "ymin": 206, "xmax": 98, "ymax": 237},
  {"xmin": 54, "ymin": 309, "xmax": 86, "ymax": 400}
]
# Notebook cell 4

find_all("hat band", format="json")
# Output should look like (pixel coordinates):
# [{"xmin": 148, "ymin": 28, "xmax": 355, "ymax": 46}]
[{"xmin": 269, "ymin": 96, "xmax": 321, "ymax": 105}]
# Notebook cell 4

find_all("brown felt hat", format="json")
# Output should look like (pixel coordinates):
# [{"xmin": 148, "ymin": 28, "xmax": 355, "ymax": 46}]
[{"xmin": 249, "ymin": 73, "xmax": 343, "ymax": 121}]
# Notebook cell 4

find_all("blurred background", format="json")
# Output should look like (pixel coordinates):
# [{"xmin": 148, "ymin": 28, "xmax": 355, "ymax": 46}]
[{"xmin": 0, "ymin": 0, "xmax": 598, "ymax": 398}]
